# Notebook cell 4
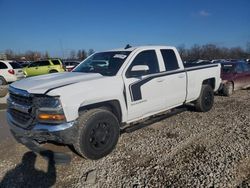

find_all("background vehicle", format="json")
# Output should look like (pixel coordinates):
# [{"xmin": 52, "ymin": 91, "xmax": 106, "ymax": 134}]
[
  {"xmin": 63, "ymin": 61, "xmax": 80, "ymax": 72},
  {"xmin": 220, "ymin": 61, "xmax": 250, "ymax": 96},
  {"xmin": 0, "ymin": 60, "xmax": 24, "ymax": 85},
  {"xmin": 18, "ymin": 61, "xmax": 31, "ymax": 68},
  {"xmin": 23, "ymin": 59, "xmax": 65, "ymax": 77},
  {"xmin": 7, "ymin": 46, "xmax": 221, "ymax": 160}
]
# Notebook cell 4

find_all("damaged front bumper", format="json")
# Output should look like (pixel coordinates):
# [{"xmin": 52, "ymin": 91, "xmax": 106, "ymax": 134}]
[{"xmin": 7, "ymin": 112, "xmax": 77, "ymax": 163}]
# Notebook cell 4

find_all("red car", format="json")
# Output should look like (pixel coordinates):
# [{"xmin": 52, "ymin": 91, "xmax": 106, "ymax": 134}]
[{"xmin": 220, "ymin": 61, "xmax": 250, "ymax": 96}]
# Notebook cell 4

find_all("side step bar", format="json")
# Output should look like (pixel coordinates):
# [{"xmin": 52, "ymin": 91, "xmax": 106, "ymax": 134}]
[{"xmin": 121, "ymin": 107, "xmax": 187, "ymax": 134}]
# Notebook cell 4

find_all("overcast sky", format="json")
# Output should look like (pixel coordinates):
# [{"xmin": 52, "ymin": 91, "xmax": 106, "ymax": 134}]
[{"xmin": 0, "ymin": 0, "xmax": 249, "ymax": 57}]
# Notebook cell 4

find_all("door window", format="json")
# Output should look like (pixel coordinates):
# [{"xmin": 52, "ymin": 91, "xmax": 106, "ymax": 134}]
[
  {"xmin": 52, "ymin": 60, "xmax": 60, "ymax": 65},
  {"xmin": 10, "ymin": 62, "xmax": 22, "ymax": 69},
  {"xmin": 126, "ymin": 50, "xmax": 159, "ymax": 77},
  {"xmin": 39, "ymin": 61, "xmax": 51, "ymax": 66},
  {"xmin": 28, "ymin": 62, "xmax": 40, "ymax": 67},
  {"xmin": 235, "ymin": 63, "xmax": 243, "ymax": 73},
  {"xmin": 242, "ymin": 63, "xmax": 250, "ymax": 72},
  {"xmin": 160, "ymin": 49, "xmax": 179, "ymax": 71}
]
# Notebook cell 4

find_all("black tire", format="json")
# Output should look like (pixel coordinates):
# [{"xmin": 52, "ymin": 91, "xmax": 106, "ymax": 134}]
[
  {"xmin": 49, "ymin": 70, "xmax": 58, "ymax": 73},
  {"xmin": 195, "ymin": 85, "xmax": 214, "ymax": 112},
  {"xmin": 222, "ymin": 82, "xmax": 233, "ymax": 96},
  {"xmin": 0, "ymin": 77, "xmax": 7, "ymax": 85},
  {"xmin": 74, "ymin": 108, "xmax": 120, "ymax": 160}
]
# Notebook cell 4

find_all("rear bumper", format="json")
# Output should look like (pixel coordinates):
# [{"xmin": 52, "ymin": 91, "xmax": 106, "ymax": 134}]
[{"xmin": 7, "ymin": 112, "xmax": 77, "ymax": 145}]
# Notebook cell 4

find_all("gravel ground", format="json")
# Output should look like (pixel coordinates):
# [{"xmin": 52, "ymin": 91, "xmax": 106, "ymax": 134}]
[{"xmin": 0, "ymin": 89, "xmax": 249, "ymax": 187}]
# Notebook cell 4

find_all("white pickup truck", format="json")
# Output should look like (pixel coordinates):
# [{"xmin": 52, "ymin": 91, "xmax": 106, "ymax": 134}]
[{"xmin": 7, "ymin": 46, "xmax": 221, "ymax": 160}]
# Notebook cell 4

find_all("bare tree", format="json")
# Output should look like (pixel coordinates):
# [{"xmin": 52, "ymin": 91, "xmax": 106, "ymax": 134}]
[
  {"xmin": 88, "ymin": 49, "xmax": 95, "ymax": 56},
  {"xmin": 44, "ymin": 51, "xmax": 50, "ymax": 59},
  {"xmin": 70, "ymin": 50, "xmax": 76, "ymax": 59},
  {"xmin": 5, "ymin": 49, "xmax": 15, "ymax": 59}
]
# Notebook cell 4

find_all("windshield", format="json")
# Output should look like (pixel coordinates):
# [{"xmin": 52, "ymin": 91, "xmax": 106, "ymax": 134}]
[
  {"xmin": 73, "ymin": 51, "xmax": 131, "ymax": 76},
  {"xmin": 222, "ymin": 64, "xmax": 234, "ymax": 73}
]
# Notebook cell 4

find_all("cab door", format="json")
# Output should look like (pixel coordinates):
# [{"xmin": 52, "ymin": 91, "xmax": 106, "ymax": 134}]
[
  {"xmin": 123, "ymin": 49, "xmax": 166, "ymax": 121},
  {"xmin": 38, "ymin": 61, "xmax": 51, "ymax": 75},
  {"xmin": 25, "ymin": 61, "xmax": 40, "ymax": 76}
]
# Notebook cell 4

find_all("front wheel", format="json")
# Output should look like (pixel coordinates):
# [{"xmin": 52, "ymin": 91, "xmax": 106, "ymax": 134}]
[
  {"xmin": 195, "ymin": 85, "xmax": 214, "ymax": 112},
  {"xmin": 74, "ymin": 108, "xmax": 120, "ymax": 160}
]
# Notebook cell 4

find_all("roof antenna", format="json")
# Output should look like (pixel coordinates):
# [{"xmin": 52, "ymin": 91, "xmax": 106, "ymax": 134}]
[{"xmin": 125, "ymin": 44, "xmax": 132, "ymax": 49}]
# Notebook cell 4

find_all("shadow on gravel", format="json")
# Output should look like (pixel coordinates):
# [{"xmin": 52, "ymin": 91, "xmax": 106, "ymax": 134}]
[{"xmin": 0, "ymin": 151, "xmax": 56, "ymax": 188}]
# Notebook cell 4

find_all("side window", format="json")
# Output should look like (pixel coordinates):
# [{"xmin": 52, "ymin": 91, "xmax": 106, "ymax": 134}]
[
  {"xmin": 126, "ymin": 50, "xmax": 159, "ymax": 77},
  {"xmin": 235, "ymin": 63, "xmax": 243, "ymax": 73},
  {"xmin": 28, "ymin": 62, "xmax": 40, "ymax": 67},
  {"xmin": 0, "ymin": 62, "xmax": 8, "ymax": 69},
  {"xmin": 242, "ymin": 63, "xmax": 249, "ymax": 72},
  {"xmin": 52, "ymin": 60, "xmax": 60, "ymax": 65},
  {"xmin": 160, "ymin": 49, "xmax": 179, "ymax": 71},
  {"xmin": 39, "ymin": 61, "xmax": 51, "ymax": 66}
]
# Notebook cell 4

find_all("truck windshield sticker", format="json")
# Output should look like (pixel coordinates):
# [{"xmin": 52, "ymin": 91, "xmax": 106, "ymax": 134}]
[{"xmin": 113, "ymin": 54, "xmax": 127, "ymax": 59}]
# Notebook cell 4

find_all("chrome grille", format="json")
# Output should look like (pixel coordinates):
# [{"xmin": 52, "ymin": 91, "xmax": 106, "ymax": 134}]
[
  {"xmin": 8, "ymin": 86, "xmax": 35, "ymax": 128},
  {"xmin": 9, "ymin": 92, "xmax": 32, "ymax": 106},
  {"xmin": 9, "ymin": 109, "xmax": 33, "ymax": 126}
]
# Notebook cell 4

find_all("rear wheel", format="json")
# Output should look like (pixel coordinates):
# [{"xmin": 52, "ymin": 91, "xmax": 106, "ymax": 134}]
[
  {"xmin": 49, "ymin": 70, "xmax": 58, "ymax": 73},
  {"xmin": 195, "ymin": 85, "xmax": 214, "ymax": 112},
  {"xmin": 222, "ymin": 82, "xmax": 233, "ymax": 96},
  {"xmin": 74, "ymin": 108, "xmax": 120, "ymax": 160}
]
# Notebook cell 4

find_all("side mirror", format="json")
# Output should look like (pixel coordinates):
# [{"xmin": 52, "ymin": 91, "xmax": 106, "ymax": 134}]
[{"xmin": 128, "ymin": 65, "xmax": 149, "ymax": 77}]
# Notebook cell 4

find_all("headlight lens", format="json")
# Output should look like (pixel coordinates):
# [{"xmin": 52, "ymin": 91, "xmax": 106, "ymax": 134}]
[
  {"xmin": 34, "ymin": 96, "xmax": 61, "ymax": 108},
  {"xmin": 34, "ymin": 96, "xmax": 66, "ymax": 124}
]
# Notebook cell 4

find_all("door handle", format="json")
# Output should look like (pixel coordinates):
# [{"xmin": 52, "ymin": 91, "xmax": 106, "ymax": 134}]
[
  {"xmin": 178, "ymin": 74, "xmax": 185, "ymax": 78},
  {"xmin": 156, "ymin": 78, "xmax": 165, "ymax": 82}
]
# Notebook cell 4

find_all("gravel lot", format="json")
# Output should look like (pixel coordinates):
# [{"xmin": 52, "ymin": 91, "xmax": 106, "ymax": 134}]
[{"xmin": 0, "ymin": 89, "xmax": 250, "ymax": 187}]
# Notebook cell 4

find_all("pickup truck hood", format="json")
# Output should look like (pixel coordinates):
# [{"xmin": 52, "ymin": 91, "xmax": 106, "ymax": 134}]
[{"xmin": 11, "ymin": 72, "xmax": 103, "ymax": 94}]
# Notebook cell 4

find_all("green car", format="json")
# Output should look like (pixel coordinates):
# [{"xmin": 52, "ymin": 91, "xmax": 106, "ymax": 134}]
[{"xmin": 23, "ymin": 59, "xmax": 65, "ymax": 77}]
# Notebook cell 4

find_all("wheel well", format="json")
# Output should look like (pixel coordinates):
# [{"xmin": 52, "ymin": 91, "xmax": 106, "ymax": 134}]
[
  {"xmin": 202, "ymin": 78, "xmax": 215, "ymax": 89},
  {"xmin": 0, "ymin": 76, "xmax": 7, "ymax": 84},
  {"xmin": 226, "ymin": 81, "xmax": 234, "ymax": 89},
  {"xmin": 49, "ymin": 69, "xmax": 58, "ymax": 73},
  {"xmin": 78, "ymin": 100, "xmax": 122, "ymax": 123}
]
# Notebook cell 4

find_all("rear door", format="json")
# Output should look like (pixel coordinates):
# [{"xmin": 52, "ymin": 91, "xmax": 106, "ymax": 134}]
[
  {"xmin": 25, "ymin": 61, "xmax": 40, "ymax": 76},
  {"xmin": 123, "ymin": 49, "xmax": 166, "ymax": 121},
  {"xmin": 38, "ymin": 61, "xmax": 51, "ymax": 75},
  {"xmin": 159, "ymin": 49, "xmax": 186, "ymax": 108}
]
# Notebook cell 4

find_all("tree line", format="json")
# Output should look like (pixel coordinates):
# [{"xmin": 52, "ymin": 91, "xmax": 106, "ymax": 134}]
[
  {"xmin": 2, "ymin": 43, "xmax": 250, "ymax": 62},
  {"xmin": 178, "ymin": 42, "xmax": 250, "ymax": 61},
  {"xmin": 3, "ymin": 49, "xmax": 95, "ymax": 61}
]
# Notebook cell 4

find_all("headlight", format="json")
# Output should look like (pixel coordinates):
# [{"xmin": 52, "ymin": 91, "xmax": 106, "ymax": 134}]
[
  {"xmin": 33, "ymin": 96, "xmax": 61, "ymax": 108},
  {"xmin": 34, "ymin": 96, "xmax": 66, "ymax": 124}
]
